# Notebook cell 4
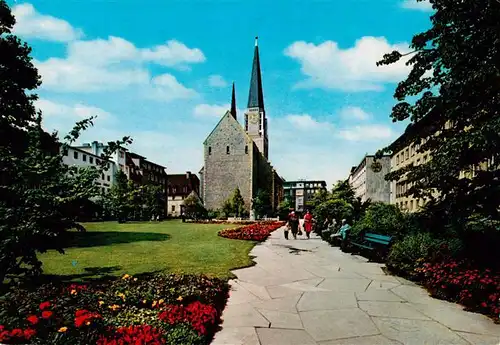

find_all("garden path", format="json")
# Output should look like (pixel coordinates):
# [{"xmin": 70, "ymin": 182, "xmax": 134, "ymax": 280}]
[{"xmin": 211, "ymin": 228, "xmax": 500, "ymax": 345}]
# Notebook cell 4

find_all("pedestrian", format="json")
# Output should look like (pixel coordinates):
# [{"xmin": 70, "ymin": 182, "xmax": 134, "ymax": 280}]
[
  {"xmin": 303, "ymin": 210, "xmax": 314, "ymax": 239},
  {"xmin": 288, "ymin": 211, "xmax": 300, "ymax": 239}
]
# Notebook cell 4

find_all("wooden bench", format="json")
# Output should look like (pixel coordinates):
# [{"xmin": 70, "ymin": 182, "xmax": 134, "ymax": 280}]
[{"xmin": 348, "ymin": 232, "xmax": 393, "ymax": 259}]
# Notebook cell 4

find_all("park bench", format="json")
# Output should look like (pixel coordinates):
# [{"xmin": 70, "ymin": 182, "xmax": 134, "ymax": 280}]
[{"xmin": 347, "ymin": 231, "xmax": 393, "ymax": 259}]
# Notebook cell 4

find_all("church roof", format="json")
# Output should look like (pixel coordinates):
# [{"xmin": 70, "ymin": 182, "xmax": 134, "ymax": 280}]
[
  {"xmin": 230, "ymin": 82, "xmax": 237, "ymax": 120},
  {"xmin": 247, "ymin": 37, "xmax": 265, "ymax": 111}
]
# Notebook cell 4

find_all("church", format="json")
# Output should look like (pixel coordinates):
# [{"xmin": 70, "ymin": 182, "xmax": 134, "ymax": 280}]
[{"xmin": 199, "ymin": 37, "xmax": 284, "ymax": 214}]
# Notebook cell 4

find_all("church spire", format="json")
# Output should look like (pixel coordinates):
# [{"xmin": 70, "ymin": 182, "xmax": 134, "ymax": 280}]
[
  {"xmin": 230, "ymin": 82, "xmax": 237, "ymax": 120},
  {"xmin": 247, "ymin": 36, "xmax": 265, "ymax": 111}
]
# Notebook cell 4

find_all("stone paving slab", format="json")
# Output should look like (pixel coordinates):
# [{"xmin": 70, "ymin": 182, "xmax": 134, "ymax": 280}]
[{"xmin": 211, "ymin": 230, "xmax": 500, "ymax": 345}]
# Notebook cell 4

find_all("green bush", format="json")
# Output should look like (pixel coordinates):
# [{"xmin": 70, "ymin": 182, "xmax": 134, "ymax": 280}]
[
  {"xmin": 387, "ymin": 233, "xmax": 438, "ymax": 278},
  {"xmin": 350, "ymin": 202, "xmax": 407, "ymax": 239},
  {"xmin": 165, "ymin": 323, "xmax": 204, "ymax": 345}
]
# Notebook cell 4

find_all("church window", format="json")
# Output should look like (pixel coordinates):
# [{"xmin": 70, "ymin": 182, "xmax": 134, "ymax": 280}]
[
  {"xmin": 226, "ymin": 146, "xmax": 230, "ymax": 154},
  {"xmin": 245, "ymin": 145, "xmax": 248, "ymax": 154},
  {"xmin": 208, "ymin": 146, "xmax": 212, "ymax": 155}
]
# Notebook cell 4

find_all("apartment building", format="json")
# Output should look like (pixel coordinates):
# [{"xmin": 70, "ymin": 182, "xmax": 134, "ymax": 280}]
[
  {"xmin": 61, "ymin": 145, "xmax": 116, "ymax": 194},
  {"xmin": 283, "ymin": 180, "xmax": 327, "ymax": 212},
  {"xmin": 167, "ymin": 171, "xmax": 200, "ymax": 217},
  {"xmin": 348, "ymin": 155, "xmax": 391, "ymax": 203}
]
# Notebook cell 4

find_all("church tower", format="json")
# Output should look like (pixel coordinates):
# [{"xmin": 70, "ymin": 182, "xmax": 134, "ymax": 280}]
[{"xmin": 245, "ymin": 37, "xmax": 268, "ymax": 159}]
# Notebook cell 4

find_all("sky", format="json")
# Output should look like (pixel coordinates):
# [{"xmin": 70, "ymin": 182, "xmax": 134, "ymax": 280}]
[{"xmin": 7, "ymin": 0, "xmax": 433, "ymax": 187}]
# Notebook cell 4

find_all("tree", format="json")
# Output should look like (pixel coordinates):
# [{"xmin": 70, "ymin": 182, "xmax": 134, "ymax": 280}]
[
  {"xmin": 277, "ymin": 198, "xmax": 291, "ymax": 220},
  {"xmin": 141, "ymin": 184, "xmax": 166, "ymax": 220},
  {"xmin": 0, "ymin": 0, "xmax": 131, "ymax": 283},
  {"xmin": 376, "ymin": 0, "xmax": 500, "ymax": 230},
  {"xmin": 253, "ymin": 189, "xmax": 271, "ymax": 218},
  {"xmin": 230, "ymin": 188, "xmax": 245, "ymax": 217},
  {"xmin": 183, "ymin": 193, "xmax": 207, "ymax": 220},
  {"xmin": 108, "ymin": 170, "xmax": 133, "ymax": 222}
]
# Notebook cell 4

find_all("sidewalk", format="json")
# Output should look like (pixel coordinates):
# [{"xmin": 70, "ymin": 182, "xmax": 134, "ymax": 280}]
[{"xmin": 212, "ymin": 229, "xmax": 500, "ymax": 345}]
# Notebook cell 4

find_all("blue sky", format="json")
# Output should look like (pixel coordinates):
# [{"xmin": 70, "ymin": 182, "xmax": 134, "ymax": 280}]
[{"xmin": 8, "ymin": 0, "xmax": 433, "ymax": 187}]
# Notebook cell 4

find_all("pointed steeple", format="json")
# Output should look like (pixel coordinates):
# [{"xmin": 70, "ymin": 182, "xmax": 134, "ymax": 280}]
[
  {"xmin": 247, "ymin": 36, "xmax": 265, "ymax": 111},
  {"xmin": 230, "ymin": 82, "xmax": 237, "ymax": 120}
]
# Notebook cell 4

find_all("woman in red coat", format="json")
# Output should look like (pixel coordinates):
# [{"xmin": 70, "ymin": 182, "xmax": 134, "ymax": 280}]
[{"xmin": 303, "ymin": 210, "xmax": 314, "ymax": 239}]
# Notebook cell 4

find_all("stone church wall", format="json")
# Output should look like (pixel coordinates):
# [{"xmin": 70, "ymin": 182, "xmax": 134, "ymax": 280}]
[
  {"xmin": 203, "ymin": 114, "xmax": 253, "ymax": 211},
  {"xmin": 252, "ymin": 145, "xmax": 274, "ymax": 199}
]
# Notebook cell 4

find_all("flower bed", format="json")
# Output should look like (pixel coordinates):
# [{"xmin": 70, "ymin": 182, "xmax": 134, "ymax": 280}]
[
  {"xmin": 0, "ymin": 274, "xmax": 229, "ymax": 344},
  {"xmin": 416, "ymin": 260, "xmax": 500, "ymax": 321},
  {"xmin": 218, "ymin": 221, "xmax": 285, "ymax": 241}
]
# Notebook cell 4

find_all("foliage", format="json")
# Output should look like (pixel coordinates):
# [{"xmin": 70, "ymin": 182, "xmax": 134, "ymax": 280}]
[
  {"xmin": 183, "ymin": 194, "xmax": 207, "ymax": 220},
  {"xmin": 218, "ymin": 222, "xmax": 285, "ymax": 241},
  {"xmin": 253, "ymin": 189, "xmax": 271, "ymax": 218},
  {"xmin": 387, "ymin": 233, "xmax": 444, "ymax": 278},
  {"xmin": 376, "ymin": 0, "xmax": 500, "ymax": 233},
  {"xmin": 107, "ymin": 171, "xmax": 134, "ymax": 223},
  {"xmin": 0, "ymin": 0, "xmax": 131, "ymax": 283},
  {"xmin": 276, "ymin": 199, "xmax": 291, "ymax": 220},
  {"xmin": 314, "ymin": 199, "xmax": 353, "ymax": 228},
  {"xmin": 0, "ymin": 273, "xmax": 229, "ymax": 344},
  {"xmin": 220, "ymin": 188, "xmax": 245, "ymax": 217},
  {"xmin": 350, "ymin": 203, "xmax": 407, "ymax": 239}
]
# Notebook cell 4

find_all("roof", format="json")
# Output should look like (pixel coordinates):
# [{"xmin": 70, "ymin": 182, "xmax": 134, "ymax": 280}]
[
  {"xmin": 247, "ymin": 37, "xmax": 265, "ymax": 110},
  {"xmin": 168, "ymin": 173, "xmax": 200, "ymax": 186},
  {"xmin": 230, "ymin": 82, "xmax": 237, "ymax": 120}
]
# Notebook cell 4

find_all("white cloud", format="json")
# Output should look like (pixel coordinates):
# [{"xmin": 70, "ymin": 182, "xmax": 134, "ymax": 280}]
[
  {"xmin": 401, "ymin": 0, "xmax": 433, "ymax": 11},
  {"xmin": 208, "ymin": 75, "xmax": 228, "ymax": 88},
  {"xmin": 142, "ymin": 40, "xmax": 206, "ymax": 67},
  {"xmin": 338, "ymin": 124, "xmax": 394, "ymax": 141},
  {"xmin": 12, "ymin": 3, "xmax": 83, "ymax": 42},
  {"xmin": 339, "ymin": 106, "xmax": 371, "ymax": 121},
  {"xmin": 284, "ymin": 36, "xmax": 411, "ymax": 92},
  {"xmin": 36, "ymin": 35, "xmax": 203, "ymax": 97},
  {"xmin": 193, "ymin": 104, "xmax": 230, "ymax": 118},
  {"xmin": 146, "ymin": 74, "xmax": 198, "ymax": 102},
  {"xmin": 36, "ymin": 99, "xmax": 112, "ymax": 120},
  {"xmin": 286, "ymin": 114, "xmax": 333, "ymax": 131}
]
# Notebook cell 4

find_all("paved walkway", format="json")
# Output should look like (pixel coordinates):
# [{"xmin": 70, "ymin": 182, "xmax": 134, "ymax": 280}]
[{"xmin": 212, "ymin": 229, "xmax": 500, "ymax": 345}]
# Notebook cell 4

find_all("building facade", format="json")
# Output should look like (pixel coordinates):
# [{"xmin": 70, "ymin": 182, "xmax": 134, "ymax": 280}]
[
  {"xmin": 200, "ymin": 37, "xmax": 283, "ymax": 213},
  {"xmin": 348, "ymin": 155, "xmax": 391, "ymax": 203},
  {"xmin": 61, "ymin": 146, "xmax": 116, "ymax": 194},
  {"xmin": 283, "ymin": 180, "xmax": 327, "ymax": 212},
  {"xmin": 167, "ymin": 171, "xmax": 200, "ymax": 217},
  {"xmin": 75, "ymin": 141, "xmax": 168, "ymax": 215}
]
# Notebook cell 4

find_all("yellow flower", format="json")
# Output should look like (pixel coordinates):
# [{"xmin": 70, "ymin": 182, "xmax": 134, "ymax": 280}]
[
  {"xmin": 177, "ymin": 296, "xmax": 183, "ymax": 302},
  {"xmin": 152, "ymin": 300, "xmax": 157, "ymax": 307},
  {"xmin": 116, "ymin": 292, "xmax": 126, "ymax": 301},
  {"xmin": 70, "ymin": 289, "xmax": 77, "ymax": 295},
  {"xmin": 85, "ymin": 321, "xmax": 91, "ymax": 326},
  {"xmin": 142, "ymin": 299, "xmax": 147, "ymax": 304},
  {"xmin": 58, "ymin": 327, "xmax": 68, "ymax": 333},
  {"xmin": 122, "ymin": 274, "xmax": 131, "ymax": 280},
  {"xmin": 158, "ymin": 299, "xmax": 164, "ymax": 305},
  {"xmin": 133, "ymin": 278, "xmax": 138, "ymax": 281},
  {"xmin": 108, "ymin": 304, "xmax": 120, "ymax": 311},
  {"xmin": 98, "ymin": 301, "xmax": 105, "ymax": 306}
]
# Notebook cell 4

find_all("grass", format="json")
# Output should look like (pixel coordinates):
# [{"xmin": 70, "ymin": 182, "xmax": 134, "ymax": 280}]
[{"xmin": 38, "ymin": 220, "xmax": 256, "ymax": 281}]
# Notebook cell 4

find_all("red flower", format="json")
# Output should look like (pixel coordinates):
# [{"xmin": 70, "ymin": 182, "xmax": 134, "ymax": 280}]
[
  {"xmin": 23, "ymin": 328, "xmax": 36, "ymax": 340},
  {"xmin": 97, "ymin": 325, "xmax": 166, "ymax": 345},
  {"xmin": 27, "ymin": 315, "xmax": 39, "ymax": 325},
  {"xmin": 74, "ymin": 309, "xmax": 101, "ymax": 327},
  {"xmin": 39, "ymin": 301, "xmax": 51, "ymax": 310},
  {"xmin": 158, "ymin": 301, "xmax": 218, "ymax": 336},
  {"xmin": 41, "ymin": 311, "xmax": 53, "ymax": 319}
]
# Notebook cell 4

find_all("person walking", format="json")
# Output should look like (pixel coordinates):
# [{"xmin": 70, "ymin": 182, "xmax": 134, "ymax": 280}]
[
  {"xmin": 288, "ymin": 211, "xmax": 300, "ymax": 239},
  {"xmin": 303, "ymin": 210, "xmax": 314, "ymax": 239}
]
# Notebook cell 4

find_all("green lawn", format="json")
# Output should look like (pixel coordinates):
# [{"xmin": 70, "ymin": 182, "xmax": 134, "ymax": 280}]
[{"xmin": 39, "ymin": 220, "xmax": 255, "ymax": 281}]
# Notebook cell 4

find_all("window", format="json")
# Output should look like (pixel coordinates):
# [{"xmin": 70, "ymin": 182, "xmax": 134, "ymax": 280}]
[
  {"xmin": 119, "ymin": 151, "xmax": 124, "ymax": 158},
  {"xmin": 172, "ymin": 205, "xmax": 175, "ymax": 212},
  {"xmin": 102, "ymin": 187, "xmax": 106, "ymax": 193},
  {"xmin": 89, "ymin": 157, "xmax": 94, "ymax": 164},
  {"xmin": 82, "ymin": 154, "xmax": 87, "ymax": 162},
  {"xmin": 226, "ymin": 146, "xmax": 230, "ymax": 154},
  {"xmin": 74, "ymin": 151, "xmax": 78, "ymax": 159},
  {"xmin": 97, "ymin": 159, "xmax": 101, "ymax": 164},
  {"xmin": 208, "ymin": 146, "xmax": 212, "ymax": 155},
  {"xmin": 245, "ymin": 145, "xmax": 248, "ymax": 154},
  {"xmin": 405, "ymin": 149, "xmax": 409, "ymax": 160},
  {"xmin": 63, "ymin": 148, "xmax": 68, "ymax": 156},
  {"xmin": 107, "ymin": 175, "xmax": 110, "ymax": 181},
  {"xmin": 101, "ymin": 173, "xmax": 104, "ymax": 180}
]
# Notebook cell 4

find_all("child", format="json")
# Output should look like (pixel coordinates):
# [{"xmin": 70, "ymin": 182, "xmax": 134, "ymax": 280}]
[{"xmin": 284, "ymin": 222, "xmax": 290, "ymax": 240}]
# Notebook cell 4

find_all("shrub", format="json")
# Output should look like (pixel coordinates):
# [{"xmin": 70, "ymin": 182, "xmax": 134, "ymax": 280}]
[
  {"xmin": 350, "ymin": 202, "xmax": 407, "ymax": 239},
  {"xmin": 218, "ymin": 222, "xmax": 284, "ymax": 241},
  {"xmin": 387, "ymin": 233, "xmax": 441, "ymax": 278},
  {"xmin": 164, "ymin": 323, "xmax": 203, "ymax": 345}
]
